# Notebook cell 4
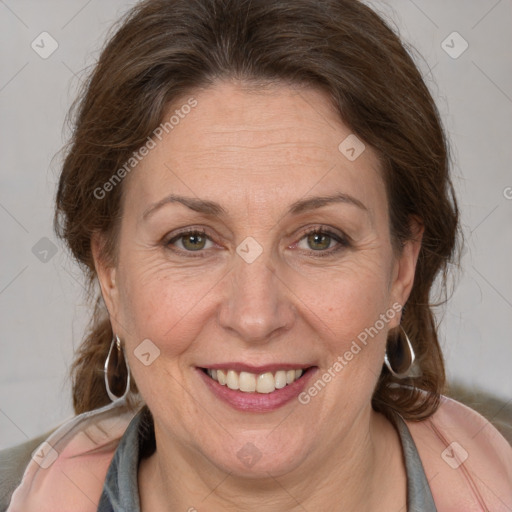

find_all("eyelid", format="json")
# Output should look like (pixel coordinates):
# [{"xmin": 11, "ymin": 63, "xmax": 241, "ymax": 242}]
[
  {"xmin": 294, "ymin": 224, "xmax": 348, "ymax": 242},
  {"xmin": 291, "ymin": 225, "xmax": 350, "ymax": 255},
  {"xmin": 165, "ymin": 227, "xmax": 215, "ymax": 251},
  {"xmin": 164, "ymin": 224, "xmax": 350, "ymax": 256}
]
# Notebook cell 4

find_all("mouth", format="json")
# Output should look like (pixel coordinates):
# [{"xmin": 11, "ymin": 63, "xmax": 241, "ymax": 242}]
[
  {"xmin": 197, "ymin": 364, "xmax": 317, "ymax": 412},
  {"xmin": 200, "ymin": 367, "xmax": 308, "ymax": 393}
]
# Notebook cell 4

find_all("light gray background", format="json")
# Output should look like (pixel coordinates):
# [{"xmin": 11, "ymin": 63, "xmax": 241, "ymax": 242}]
[{"xmin": 1, "ymin": 0, "xmax": 511, "ymax": 450}]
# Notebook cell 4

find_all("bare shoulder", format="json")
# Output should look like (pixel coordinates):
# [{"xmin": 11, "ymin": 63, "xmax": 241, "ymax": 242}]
[{"xmin": 406, "ymin": 395, "xmax": 512, "ymax": 511}]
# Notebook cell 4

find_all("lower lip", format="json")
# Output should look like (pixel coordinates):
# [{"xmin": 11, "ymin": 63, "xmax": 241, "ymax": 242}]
[{"xmin": 197, "ymin": 367, "xmax": 317, "ymax": 412}]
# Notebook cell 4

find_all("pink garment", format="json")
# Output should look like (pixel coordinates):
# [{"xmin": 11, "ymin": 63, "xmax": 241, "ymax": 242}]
[
  {"xmin": 7, "ymin": 398, "xmax": 134, "ymax": 512},
  {"xmin": 408, "ymin": 396, "xmax": 512, "ymax": 510},
  {"xmin": 7, "ymin": 395, "xmax": 512, "ymax": 511}
]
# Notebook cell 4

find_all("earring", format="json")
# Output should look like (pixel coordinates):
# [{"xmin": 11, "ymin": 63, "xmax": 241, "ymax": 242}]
[
  {"xmin": 104, "ymin": 334, "xmax": 131, "ymax": 401},
  {"xmin": 384, "ymin": 326, "xmax": 415, "ymax": 379}
]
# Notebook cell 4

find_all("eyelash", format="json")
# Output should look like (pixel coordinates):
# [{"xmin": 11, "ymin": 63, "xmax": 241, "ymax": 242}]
[
  {"xmin": 296, "ymin": 227, "xmax": 350, "ymax": 257},
  {"xmin": 164, "ymin": 226, "xmax": 350, "ymax": 258}
]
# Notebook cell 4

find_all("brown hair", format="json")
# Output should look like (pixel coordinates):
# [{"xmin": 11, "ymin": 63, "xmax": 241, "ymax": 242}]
[{"xmin": 54, "ymin": 0, "xmax": 459, "ymax": 418}]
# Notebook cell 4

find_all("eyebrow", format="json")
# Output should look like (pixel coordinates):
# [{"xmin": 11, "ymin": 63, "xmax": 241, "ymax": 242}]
[{"xmin": 141, "ymin": 192, "xmax": 368, "ymax": 221}]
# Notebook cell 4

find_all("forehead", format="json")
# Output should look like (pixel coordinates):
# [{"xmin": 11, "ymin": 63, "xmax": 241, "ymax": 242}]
[{"xmin": 124, "ymin": 80, "xmax": 386, "ymax": 218}]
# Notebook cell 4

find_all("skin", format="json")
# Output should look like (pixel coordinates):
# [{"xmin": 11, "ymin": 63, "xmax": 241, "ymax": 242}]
[{"xmin": 93, "ymin": 80, "xmax": 423, "ymax": 511}]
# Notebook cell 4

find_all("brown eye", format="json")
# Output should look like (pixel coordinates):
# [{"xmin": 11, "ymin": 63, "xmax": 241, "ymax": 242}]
[
  {"xmin": 295, "ymin": 228, "xmax": 349, "ymax": 257},
  {"xmin": 306, "ymin": 232, "xmax": 333, "ymax": 251},
  {"xmin": 166, "ymin": 229, "xmax": 213, "ymax": 252},
  {"xmin": 181, "ymin": 232, "xmax": 207, "ymax": 251}
]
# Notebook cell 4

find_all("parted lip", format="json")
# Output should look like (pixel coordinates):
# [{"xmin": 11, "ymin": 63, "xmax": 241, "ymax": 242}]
[{"xmin": 198, "ymin": 363, "xmax": 315, "ymax": 373}]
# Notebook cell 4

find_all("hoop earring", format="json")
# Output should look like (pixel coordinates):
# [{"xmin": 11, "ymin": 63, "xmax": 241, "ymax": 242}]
[
  {"xmin": 384, "ymin": 326, "xmax": 415, "ymax": 379},
  {"xmin": 104, "ymin": 334, "xmax": 131, "ymax": 401}
]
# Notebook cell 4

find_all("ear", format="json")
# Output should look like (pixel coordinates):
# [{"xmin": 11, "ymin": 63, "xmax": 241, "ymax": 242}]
[
  {"xmin": 91, "ymin": 231, "xmax": 120, "ymax": 322},
  {"xmin": 388, "ymin": 217, "xmax": 424, "ymax": 325}
]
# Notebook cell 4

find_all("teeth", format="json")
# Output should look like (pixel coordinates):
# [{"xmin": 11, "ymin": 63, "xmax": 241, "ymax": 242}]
[
  {"xmin": 226, "ymin": 370, "xmax": 239, "ymax": 390},
  {"xmin": 239, "ymin": 371, "xmax": 256, "ymax": 392},
  {"xmin": 217, "ymin": 369, "xmax": 227, "ymax": 385},
  {"xmin": 205, "ymin": 367, "xmax": 305, "ymax": 393},
  {"xmin": 274, "ymin": 370, "xmax": 287, "ymax": 389},
  {"xmin": 256, "ymin": 372, "xmax": 275, "ymax": 393}
]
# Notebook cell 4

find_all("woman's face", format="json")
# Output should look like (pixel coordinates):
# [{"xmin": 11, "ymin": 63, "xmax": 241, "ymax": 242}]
[{"xmin": 94, "ymin": 81, "xmax": 421, "ymax": 477}]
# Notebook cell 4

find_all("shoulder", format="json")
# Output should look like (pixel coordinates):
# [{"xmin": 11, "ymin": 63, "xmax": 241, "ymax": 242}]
[
  {"xmin": 3, "ymin": 400, "xmax": 139, "ymax": 512},
  {"xmin": 406, "ymin": 395, "xmax": 512, "ymax": 511},
  {"xmin": 0, "ymin": 431, "xmax": 55, "ymax": 512}
]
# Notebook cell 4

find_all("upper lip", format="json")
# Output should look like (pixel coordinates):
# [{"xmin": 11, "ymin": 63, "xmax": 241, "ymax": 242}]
[{"xmin": 199, "ymin": 363, "xmax": 315, "ymax": 373}]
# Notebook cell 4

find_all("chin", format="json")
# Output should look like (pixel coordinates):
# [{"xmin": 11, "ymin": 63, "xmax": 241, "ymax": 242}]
[{"xmin": 203, "ymin": 431, "xmax": 310, "ymax": 478}]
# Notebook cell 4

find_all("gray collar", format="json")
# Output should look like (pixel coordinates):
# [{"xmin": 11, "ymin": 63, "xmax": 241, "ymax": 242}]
[{"xmin": 391, "ymin": 411, "xmax": 438, "ymax": 511}]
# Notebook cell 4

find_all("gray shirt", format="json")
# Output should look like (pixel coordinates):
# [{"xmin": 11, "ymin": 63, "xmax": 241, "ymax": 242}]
[{"xmin": 97, "ymin": 406, "xmax": 437, "ymax": 511}]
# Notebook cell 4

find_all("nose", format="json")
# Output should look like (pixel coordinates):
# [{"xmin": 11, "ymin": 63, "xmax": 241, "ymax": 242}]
[{"xmin": 217, "ymin": 250, "xmax": 295, "ymax": 344}]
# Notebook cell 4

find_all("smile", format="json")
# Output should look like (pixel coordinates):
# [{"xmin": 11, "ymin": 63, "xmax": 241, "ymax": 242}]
[
  {"xmin": 204, "ymin": 368, "xmax": 305, "ymax": 393},
  {"xmin": 198, "ymin": 364, "xmax": 316, "ymax": 412}
]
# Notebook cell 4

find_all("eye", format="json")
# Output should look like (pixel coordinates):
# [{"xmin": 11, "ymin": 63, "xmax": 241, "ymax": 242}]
[
  {"xmin": 164, "ymin": 226, "xmax": 349, "ymax": 257},
  {"xmin": 165, "ymin": 229, "xmax": 214, "ymax": 253},
  {"xmin": 295, "ymin": 227, "xmax": 349, "ymax": 256}
]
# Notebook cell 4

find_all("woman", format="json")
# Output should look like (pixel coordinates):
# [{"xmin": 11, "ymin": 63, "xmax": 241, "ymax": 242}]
[{"xmin": 1, "ymin": 0, "xmax": 511, "ymax": 510}]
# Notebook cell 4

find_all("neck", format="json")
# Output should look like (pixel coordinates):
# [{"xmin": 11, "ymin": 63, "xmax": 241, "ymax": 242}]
[{"xmin": 138, "ymin": 408, "xmax": 406, "ymax": 511}]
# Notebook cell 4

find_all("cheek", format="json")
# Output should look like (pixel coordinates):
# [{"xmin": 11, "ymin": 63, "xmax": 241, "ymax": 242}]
[
  {"xmin": 116, "ymin": 254, "xmax": 220, "ymax": 354},
  {"xmin": 116, "ymin": 258, "xmax": 217, "ymax": 421},
  {"xmin": 293, "ymin": 268, "xmax": 393, "ymax": 409},
  {"xmin": 290, "ymin": 255, "xmax": 394, "ymax": 340}
]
